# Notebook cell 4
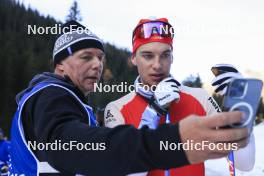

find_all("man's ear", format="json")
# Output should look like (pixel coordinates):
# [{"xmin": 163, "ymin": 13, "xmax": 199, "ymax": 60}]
[
  {"xmin": 131, "ymin": 54, "xmax": 137, "ymax": 66},
  {"xmin": 54, "ymin": 63, "xmax": 65, "ymax": 75}
]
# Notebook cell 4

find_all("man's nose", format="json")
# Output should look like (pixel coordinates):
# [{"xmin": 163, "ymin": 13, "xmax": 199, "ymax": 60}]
[
  {"xmin": 152, "ymin": 57, "xmax": 162, "ymax": 70},
  {"xmin": 92, "ymin": 56, "xmax": 103, "ymax": 69}
]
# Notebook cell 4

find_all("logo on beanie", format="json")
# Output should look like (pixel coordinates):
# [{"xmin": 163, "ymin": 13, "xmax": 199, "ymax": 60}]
[{"xmin": 54, "ymin": 34, "xmax": 73, "ymax": 52}]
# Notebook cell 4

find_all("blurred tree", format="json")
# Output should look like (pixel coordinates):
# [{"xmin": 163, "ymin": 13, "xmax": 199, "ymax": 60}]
[
  {"xmin": 182, "ymin": 74, "xmax": 203, "ymax": 88},
  {"xmin": 0, "ymin": 0, "xmax": 56, "ymax": 136},
  {"xmin": 66, "ymin": 0, "xmax": 82, "ymax": 22},
  {"xmin": 0, "ymin": 0, "xmax": 138, "ymax": 136},
  {"xmin": 103, "ymin": 68, "xmax": 114, "ymax": 82}
]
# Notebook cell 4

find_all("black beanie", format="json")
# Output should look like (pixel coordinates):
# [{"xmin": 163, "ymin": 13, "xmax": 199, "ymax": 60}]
[{"xmin": 52, "ymin": 20, "xmax": 104, "ymax": 65}]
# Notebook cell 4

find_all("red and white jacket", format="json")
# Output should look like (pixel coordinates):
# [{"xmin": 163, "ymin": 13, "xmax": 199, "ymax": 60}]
[{"xmin": 104, "ymin": 84, "xmax": 221, "ymax": 176}]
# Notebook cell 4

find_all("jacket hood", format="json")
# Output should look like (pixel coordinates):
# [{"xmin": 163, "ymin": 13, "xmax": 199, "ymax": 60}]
[{"xmin": 15, "ymin": 72, "xmax": 73, "ymax": 104}]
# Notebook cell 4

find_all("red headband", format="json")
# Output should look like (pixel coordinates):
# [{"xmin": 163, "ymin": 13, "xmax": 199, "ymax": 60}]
[{"xmin": 132, "ymin": 18, "xmax": 174, "ymax": 53}]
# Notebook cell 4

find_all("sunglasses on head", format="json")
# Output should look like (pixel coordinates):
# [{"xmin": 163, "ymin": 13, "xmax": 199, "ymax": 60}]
[{"xmin": 132, "ymin": 21, "xmax": 174, "ymax": 42}]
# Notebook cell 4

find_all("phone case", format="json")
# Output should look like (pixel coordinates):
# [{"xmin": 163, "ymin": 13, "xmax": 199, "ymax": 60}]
[{"xmin": 222, "ymin": 78, "xmax": 263, "ymax": 129}]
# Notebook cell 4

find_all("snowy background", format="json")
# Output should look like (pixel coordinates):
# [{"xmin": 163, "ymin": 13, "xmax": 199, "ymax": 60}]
[{"xmin": 205, "ymin": 122, "xmax": 264, "ymax": 176}]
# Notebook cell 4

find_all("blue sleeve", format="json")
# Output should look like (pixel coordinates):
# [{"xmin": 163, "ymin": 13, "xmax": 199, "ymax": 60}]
[{"xmin": 0, "ymin": 140, "xmax": 10, "ymax": 162}]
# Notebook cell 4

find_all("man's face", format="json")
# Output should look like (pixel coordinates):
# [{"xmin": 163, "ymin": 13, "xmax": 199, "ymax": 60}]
[
  {"xmin": 132, "ymin": 42, "xmax": 173, "ymax": 87},
  {"xmin": 59, "ymin": 48, "xmax": 104, "ymax": 95}
]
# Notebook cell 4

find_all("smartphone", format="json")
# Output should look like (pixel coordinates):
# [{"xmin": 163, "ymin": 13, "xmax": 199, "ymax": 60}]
[{"xmin": 222, "ymin": 78, "xmax": 263, "ymax": 130}]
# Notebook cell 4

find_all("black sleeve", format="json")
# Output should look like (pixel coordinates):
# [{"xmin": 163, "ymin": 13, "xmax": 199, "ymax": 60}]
[{"xmin": 22, "ymin": 87, "xmax": 189, "ymax": 176}]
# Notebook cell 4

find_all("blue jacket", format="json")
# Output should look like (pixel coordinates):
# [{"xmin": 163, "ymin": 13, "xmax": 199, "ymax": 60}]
[{"xmin": 9, "ymin": 73, "xmax": 97, "ymax": 175}]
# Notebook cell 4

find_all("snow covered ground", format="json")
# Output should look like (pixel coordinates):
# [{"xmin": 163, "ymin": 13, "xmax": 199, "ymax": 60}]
[{"xmin": 205, "ymin": 122, "xmax": 264, "ymax": 176}]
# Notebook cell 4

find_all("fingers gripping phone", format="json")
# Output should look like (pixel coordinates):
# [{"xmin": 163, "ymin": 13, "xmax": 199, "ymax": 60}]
[{"xmin": 222, "ymin": 78, "xmax": 263, "ymax": 130}]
